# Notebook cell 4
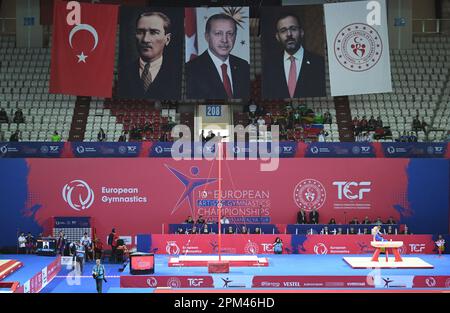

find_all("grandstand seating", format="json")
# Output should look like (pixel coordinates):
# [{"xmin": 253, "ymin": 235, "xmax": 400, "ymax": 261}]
[{"xmin": 0, "ymin": 25, "xmax": 449, "ymax": 143}]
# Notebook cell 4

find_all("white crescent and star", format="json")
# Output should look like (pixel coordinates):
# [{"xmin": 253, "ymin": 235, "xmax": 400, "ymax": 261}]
[{"xmin": 68, "ymin": 24, "xmax": 99, "ymax": 63}]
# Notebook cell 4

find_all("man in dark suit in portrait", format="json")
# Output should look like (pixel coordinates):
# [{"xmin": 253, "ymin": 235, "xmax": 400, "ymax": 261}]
[
  {"xmin": 186, "ymin": 13, "xmax": 250, "ymax": 99},
  {"xmin": 263, "ymin": 12, "xmax": 326, "ymax": 99},
  {"xmin": 119, "ymin": 11, "xmax": 180, "ymax": 99}
]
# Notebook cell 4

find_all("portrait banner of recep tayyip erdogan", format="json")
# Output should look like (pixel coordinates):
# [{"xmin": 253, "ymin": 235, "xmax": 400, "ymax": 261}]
[
  {"xmin": 185, "ymin": 7, "xmax": 250, "ymax": 100},
  {"xmin": 118, "ymin": 6, "xmax": 183, "ymax": 100},
  {"xmin": 261, "ymin": 5, "xmax": 327, "ymax": 99}
]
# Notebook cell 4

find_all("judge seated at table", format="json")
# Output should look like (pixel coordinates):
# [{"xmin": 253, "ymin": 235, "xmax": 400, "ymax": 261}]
[{"xmin": 225, "ymin": 226, "xmax": 235, "ymax": 234}]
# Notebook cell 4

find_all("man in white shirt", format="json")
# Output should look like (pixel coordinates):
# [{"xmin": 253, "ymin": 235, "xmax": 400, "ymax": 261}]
[{"xmin": 18, "ymin": 233, "xmax": 26, "ymax": 254}]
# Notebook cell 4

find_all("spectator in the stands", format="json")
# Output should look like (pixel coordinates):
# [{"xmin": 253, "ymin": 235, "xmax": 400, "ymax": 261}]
[
  {"xmin": 205, "ymin": 130, "xmax": 216, "ymax": 142},
  {"xmin": 368, "ymin": 116, "xmax": 377, "ymax": 131},
  {"xmin": 0, "ymin": 131, "xmax": 5, "ymax": 142},
  {"xmin": 374, "ymin": 126, "xmax": 385, "ymax": 141},
  {"xmin": 409, "ymin": 131, "xmax": 418, "ymax": 142},
  {"xmin": 51, "ymin": 131, "xmax": 61, "ymax": 142},
  {"xmin": 13, "ymin": 109, "xmax": 25, "ymax": 123},
  {"xmin": 309, "ymin": 208, "xmax": 319, "ymax": 224},
  {"xmin": 18, "ymin": 232, "xmax": 26, "ymax": 254},
  {"xmin": 314, "ymin": 112, "xmax": 324, "ymax": 124},
  {"xmin": 0, "ymin": 108, "xmax": 9, "ymax": 123},
  {"xmin": 349, "ymin": 217, "xmax": 359, "ymax": 225},
  {"xmin": 328, "ymin": 218, "xmax": 337, "ymax": 225},
  {"xmin": 360, "ymin": 116, "xmax": 368, "ymax": 131},
  {"xmin": 97, "ymin": 128, "xmax": 106, "ymax": 141},
  {"xmin": 324, "ymin": 111, "xmax": 332, "ymax": 124},
  {"xmin": 257, "ymin": 116, "xmax": 266, "ymax": 127},
  {"xmin": 412, "ymin": 115, "xmax": 421, "ymax": 133},
  {"xmin": 420, "ymin": 118, "xmax": 428, "ymax": 133},
  {"xmin": 362, "ymin": 216, "xmax": 371, "ymax": 224},
  {"xmin": 159, "ymin": 131, "xmax": 169, "ymax": 141},
  {"xmin": 385, "ymin": 216, "xmax": 396, "ymax": 224},
  {"xmin": 247, "ymin": 99, "xmax": 257, "ymax": 119},
  {"xmin": 352, "ymin": 116, "xmax": 360, "ymax": 135},
  {"xmin": 376, "ymin": 116, "xmax": 383, "ymax": 128},
  {"xmin": 317, "ymin": 130, "xmax": 328, "ymax": 142},
  {"xmin": 9, "ymin": 130, "xmax": 20, "ymax": 142},
  {"xmin": 118, "ymin": 131, "xmax": 127, "ymax": 142},
  {"xmin": 185, "ymin": 216, "xmax": 194, "ymax": 224}
]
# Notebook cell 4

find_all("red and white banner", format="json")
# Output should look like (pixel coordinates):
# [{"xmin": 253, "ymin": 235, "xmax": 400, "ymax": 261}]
[
  {"xmin": 152, "ymin": 234, "xmax": 292, "ymax": 255},
  {"xmin": 120, "ymin": 275, "xmax": 214, "ymax": 288},
  {"xmin": 252, "ymin": 275, "xmax": 373, "ymax": 288},
  {"xmin": 49, "ymin": 0, "xmax": 118, "ymax": 97},
  {"xmin": 324, "ymin": 0, "xmax": 392, "ymax": 96},
  {"xmin": 15, "ymin": 256, "xmax": 61, "ymax": 293}
]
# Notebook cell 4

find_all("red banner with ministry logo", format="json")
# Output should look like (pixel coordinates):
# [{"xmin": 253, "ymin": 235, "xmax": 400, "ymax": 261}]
[{"xmin": 0, "ymin": 158, "xmax": 447, "ymax": 248}]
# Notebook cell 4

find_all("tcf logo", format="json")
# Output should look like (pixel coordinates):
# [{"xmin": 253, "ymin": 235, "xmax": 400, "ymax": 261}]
[
  {"xmin": 409, "ymin": 244, "xmax": 426, "ymax": 253},
  {"xmin": 62, "ymin": 180, "xmax": 94, "ymax": 211},
  {"xmin": 333, "ymin": 181, "xmax": 371, "ymax": 200},
  {"xmin": 187, "ymin": 278, "xmax": 204, "ymax": 287}
]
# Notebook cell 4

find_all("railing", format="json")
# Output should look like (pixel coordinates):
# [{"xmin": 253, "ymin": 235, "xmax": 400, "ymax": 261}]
[{"xmin": 412, "ymin": 18, "xmax": 450, "ymax": 34}]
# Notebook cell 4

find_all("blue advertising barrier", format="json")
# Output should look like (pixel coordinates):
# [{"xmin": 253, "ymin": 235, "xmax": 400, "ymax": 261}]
[
  {"xmin": 381, "ymin": 142, "xmax": 448, "ymax": 158},
  {"xmin": 0, "ymin": 142, "xmax": 65, "ymax": 158},
  {"xmin": 305, "ymin": 142, "xmax": 376, "ymax": 157},
  {"xmin": 71, "ymin": 142, "xmax": 142, "ymax": 157}
]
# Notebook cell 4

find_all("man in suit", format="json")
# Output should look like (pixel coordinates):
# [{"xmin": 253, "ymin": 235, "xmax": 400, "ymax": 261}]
[
  {"xmin": 309, "ymin": 208, "xmax": 319, "ymax": 224},
  {"xmin": 297, "ymin": 208, "xmax": 307, "ymax": 224},
  {"xmin": 263, "ymin": 12, "xmax": 326, "ymax": 99},
  {"xmin": 119, "ymin": 11, "xmax": 180, "ymax": 99},
  {"xmin": 186, "ymin": 13, "xmax": 250, "ymax": 99}
]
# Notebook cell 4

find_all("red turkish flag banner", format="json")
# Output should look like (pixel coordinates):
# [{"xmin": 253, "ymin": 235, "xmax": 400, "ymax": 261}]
[{"xmin": 49, "ymin": 0, "xmax": 118, "ymax": 97}]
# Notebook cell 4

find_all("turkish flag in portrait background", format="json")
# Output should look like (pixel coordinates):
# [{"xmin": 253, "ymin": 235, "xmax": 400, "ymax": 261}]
[
  {"xmin": 184, "ymin": 8, "xmax": 197, "ymax": 62},
  {"xmin": 49, "ymin": 0, "xmax": 118, "ymax": 97}
]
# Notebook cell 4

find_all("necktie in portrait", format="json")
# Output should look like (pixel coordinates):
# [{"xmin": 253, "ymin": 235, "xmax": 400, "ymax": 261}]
[
  {"xmin": 221, "ymin": 63, "xmax": 233, "ymax": 98},
  {"xmin": 142, "ymin": 62, "xmax": 153, "ymax": 91}
]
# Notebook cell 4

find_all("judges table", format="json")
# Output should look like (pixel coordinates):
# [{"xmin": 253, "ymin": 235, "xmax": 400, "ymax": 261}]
[
  {"xmin": 168, "ymin": 223, "xmax": 400, "ymax": 235},
  {"xmin": 286, "ymin": 224, "xmax": 400, "ymax": 235}
]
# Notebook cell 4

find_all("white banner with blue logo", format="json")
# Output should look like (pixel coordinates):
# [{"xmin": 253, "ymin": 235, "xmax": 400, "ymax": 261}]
[{"xmin": 324, "ymin": 0, "xmax": 392, "ymax": 96}]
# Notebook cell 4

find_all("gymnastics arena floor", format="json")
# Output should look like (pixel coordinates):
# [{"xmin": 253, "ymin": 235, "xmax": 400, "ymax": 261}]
[{"xmin": 1, "ymin": 254, "xmax": 449, "ymax": 293}]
